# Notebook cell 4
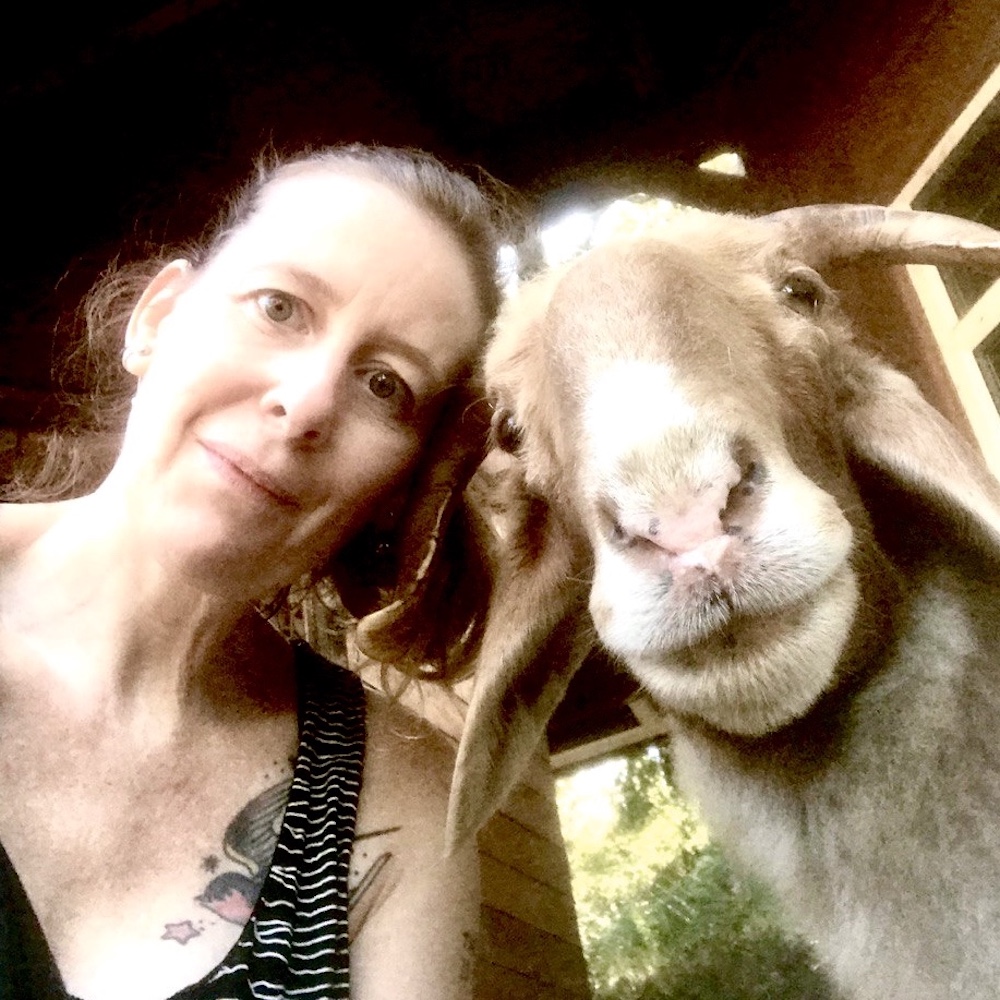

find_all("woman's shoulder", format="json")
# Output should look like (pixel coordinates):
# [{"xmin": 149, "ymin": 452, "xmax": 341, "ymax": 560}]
[
  {"xmin": 350, "ymin": 683, "xmax": 480, "ymax": 1000},
  {"xmin": 291, "ymin": 647, "xmax": 461, "ymax": 822}
]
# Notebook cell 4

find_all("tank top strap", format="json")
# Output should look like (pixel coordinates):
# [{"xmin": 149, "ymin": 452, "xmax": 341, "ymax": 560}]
[{"xmin": 187, "ymin": 645, "xmax": 366, "ymax": 1000}]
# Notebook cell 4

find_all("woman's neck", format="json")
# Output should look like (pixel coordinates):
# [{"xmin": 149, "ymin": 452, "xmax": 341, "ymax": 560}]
[{"xmin": 0, "ymin": 494, "xmax": 292, "ymax": 737}]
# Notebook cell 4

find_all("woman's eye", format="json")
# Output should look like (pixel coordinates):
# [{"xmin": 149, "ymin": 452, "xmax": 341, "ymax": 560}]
[
  {"xmin": 365, "ymin": 369, "xmax": 415, "ymax": 417},
  {"xmin": 255, "ymin": 290, "xmax": 299, "ymax": 325},
  {"xmin": 368, "ymin": 370, "xmax": 400, "ymax": 399}
]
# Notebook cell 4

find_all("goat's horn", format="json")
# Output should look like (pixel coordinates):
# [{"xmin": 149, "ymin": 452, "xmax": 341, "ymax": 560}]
[{"xmin": 762, "ymin": 205, "xmax": 1000, "ymax": 271}]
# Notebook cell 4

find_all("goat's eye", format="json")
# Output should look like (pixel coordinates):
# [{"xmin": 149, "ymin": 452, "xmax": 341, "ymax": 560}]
[
  {"xmin": 492, "ymin": 406, "xmax": 523, "ymax": 453},
  {"xmin": 780, "ymin": 269, "xmax": 826, "ymax": 316}
]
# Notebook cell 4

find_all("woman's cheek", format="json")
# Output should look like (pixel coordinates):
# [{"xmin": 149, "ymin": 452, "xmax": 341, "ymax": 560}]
[{"xmin": 333, "ymin": 424, "xmax": 420, "ymax": 515}]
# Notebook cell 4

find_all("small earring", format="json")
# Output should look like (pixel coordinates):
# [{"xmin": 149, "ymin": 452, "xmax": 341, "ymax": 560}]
[{"xmin": 121, "ymin": 344, "xmax": 151, "ymax": 372}]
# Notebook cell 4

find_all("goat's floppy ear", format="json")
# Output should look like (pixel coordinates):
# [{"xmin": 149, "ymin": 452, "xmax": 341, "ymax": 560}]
[
  {"xmin": 332, "ymin": 383, "xmax": 493, "ymax": 675},
  {"xmin": 839, "ymin": 349, "xmax": 1000, "ymax": 543},
  {"xmin": 445, "ymin": 469, "xmax": 594, "ymax": 850}
]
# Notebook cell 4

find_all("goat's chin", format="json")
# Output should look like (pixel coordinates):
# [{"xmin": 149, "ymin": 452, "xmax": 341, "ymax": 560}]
[{"xmin": 601, "ymin": 566, "xmax": 860, "ymax": 736}]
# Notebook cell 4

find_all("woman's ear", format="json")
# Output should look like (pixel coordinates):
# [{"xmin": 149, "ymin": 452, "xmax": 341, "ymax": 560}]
[{"xmin": 123, "ymin": 259, "xmax": 193, "ymax": 376}]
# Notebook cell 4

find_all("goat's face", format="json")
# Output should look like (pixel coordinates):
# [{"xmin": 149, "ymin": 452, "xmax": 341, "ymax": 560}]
[
  {"xmin": 450, "ymin": 205, "xmax": 1000, "ymax": 848},
  {"xmin": 486, "ymin": 230, "xmax": 872, "ymax": 736}
]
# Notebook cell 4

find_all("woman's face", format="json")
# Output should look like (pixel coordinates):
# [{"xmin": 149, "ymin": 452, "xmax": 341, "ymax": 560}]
[{"xmin": 116, "ymin": 171, "xmax": 484, "ymax": 598}]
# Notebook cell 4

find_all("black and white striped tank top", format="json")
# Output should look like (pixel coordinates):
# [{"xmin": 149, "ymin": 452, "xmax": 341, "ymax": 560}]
[
  {"xmin": 0, "ymin": 645, "xmax": 366, "ymax": 1000},
  {"xmin": 176, "ymin": 646, "xmax": 365, "ymax": 1000}
]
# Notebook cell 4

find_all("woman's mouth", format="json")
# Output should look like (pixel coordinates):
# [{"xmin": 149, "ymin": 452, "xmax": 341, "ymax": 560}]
[{"xmin": 199, "ymin": 441, "xmax": 302, "ymax": 509}]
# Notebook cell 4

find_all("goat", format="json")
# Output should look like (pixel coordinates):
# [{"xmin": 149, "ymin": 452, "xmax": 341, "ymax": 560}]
[{"xmin": 448, "ymin": 205, "xmax": 1000, "ymax": 1000}]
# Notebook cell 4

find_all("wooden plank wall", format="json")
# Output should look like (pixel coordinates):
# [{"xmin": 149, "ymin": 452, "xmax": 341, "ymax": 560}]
[
  {"xmin": 740, "ymin": 0, "xmax": 1000, "ymax": 441},
  {"xmin": 475, "ymin": 751, "xmax": 592, "ymax": 999},
  {"xmin": 359, "ymin": 669, "xmax": 591, "ymax": 998}
]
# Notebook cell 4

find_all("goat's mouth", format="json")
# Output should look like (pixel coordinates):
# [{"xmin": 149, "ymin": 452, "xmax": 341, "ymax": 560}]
[
  {"xmin": 589, "ymin": 535, "xmax": 852, "ymax": 668},
  {"xmin": 623, "ymin": 565, "xmax": 858, "ymax": 735},
  {"xmin": 666, "ymin": 585, "xmax": 740, "ymax": 647},
  {"xmin": 609, "ymin": 585, "xmax": 818, "ymax": 669},
  {"xmin": 674, "ymin": 597, "xmax": 810, "ymax": 664}
]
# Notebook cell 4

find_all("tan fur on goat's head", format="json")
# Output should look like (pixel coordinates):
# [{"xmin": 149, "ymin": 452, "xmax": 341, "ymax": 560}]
[
  {"xmin": 488, "ymin": 228, "xmax": 871, "ymax": 736},
  {"xmin": 448, "ymin": 206, "xmax": 1000, "ymax": 849}
]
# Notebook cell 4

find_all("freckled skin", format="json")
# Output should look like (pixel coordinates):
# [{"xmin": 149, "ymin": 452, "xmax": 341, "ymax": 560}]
[{"xmin": 114, "ymin": 171, "xmax": 485, "ymax": 601}]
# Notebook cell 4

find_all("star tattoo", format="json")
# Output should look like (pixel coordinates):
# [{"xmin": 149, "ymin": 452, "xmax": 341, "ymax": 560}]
[{"xmin": 162, "ymin": 920, "xmax": 201, "ymax": 945}]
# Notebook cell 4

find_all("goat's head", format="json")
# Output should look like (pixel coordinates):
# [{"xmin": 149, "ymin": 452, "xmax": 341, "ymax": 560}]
[{"xmin": 448, "ymin": 205, "xmax": 1000, "ymax": 847}]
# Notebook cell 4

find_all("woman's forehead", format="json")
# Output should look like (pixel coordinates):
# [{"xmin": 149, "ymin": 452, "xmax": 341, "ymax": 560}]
[
  {"xmin": 195, "ymin": 168, "xmax": 485, "ymax": 358},
  {"xmin": 203, "ymin": 170, "xmax": 468, "ymax": 286},
  {"xmin": 240, "ymin": 171, "xmax": 423, "ymax": 246}
]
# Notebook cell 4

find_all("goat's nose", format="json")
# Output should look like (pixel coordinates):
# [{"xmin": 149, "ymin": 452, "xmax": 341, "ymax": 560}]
[
  {"xmin": 607, "ymin": 455, "xmax": 749, "ymax": 574},
  {"xmin": 644, "ymin": 499, "xmax": 727, "ymax": 555},
  {"xmin": 615, "ymin": 499, "xmax": 733, "ymax": 572}
]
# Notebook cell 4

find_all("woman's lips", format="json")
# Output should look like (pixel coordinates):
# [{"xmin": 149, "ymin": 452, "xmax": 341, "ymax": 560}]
[{"xmin": 199, "ymin": 441, "xmax": 302, "ymax": 508}]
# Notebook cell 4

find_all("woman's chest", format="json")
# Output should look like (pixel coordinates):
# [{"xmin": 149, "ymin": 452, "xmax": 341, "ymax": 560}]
[{"xmin": 0, "ymin": 708, "xmax": 298, "ymax": 1000}]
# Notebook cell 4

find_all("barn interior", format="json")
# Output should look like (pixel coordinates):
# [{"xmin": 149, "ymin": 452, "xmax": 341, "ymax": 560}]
[{"xmin": 3, "ymin": 0, "xmax": 996, "ymax": 417}]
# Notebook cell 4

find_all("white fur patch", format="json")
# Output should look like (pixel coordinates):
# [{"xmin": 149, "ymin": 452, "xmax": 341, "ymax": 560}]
[
  {"xmin": 626, "ymin": 566, "xmax": 858, "ymax": 734},
  {"xmin": 582, "ymin": 360, "xmax": 697, "ymax": 470}
]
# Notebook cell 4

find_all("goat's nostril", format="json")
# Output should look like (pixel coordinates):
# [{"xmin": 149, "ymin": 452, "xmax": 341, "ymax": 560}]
[
  {"xmin": 728, "ymin": 460, "xmax": 765, "ymax": 506},
  {"xmin": 743, "ymin": 460, "xmax": 764, "ymax": 487},
  {"xmin": 599, "ymin": 499, "xmax": 639, "ymax": 548},
  {"xmin": 719, "ymin": 457, "xmax": 765, "ymax": 532}
]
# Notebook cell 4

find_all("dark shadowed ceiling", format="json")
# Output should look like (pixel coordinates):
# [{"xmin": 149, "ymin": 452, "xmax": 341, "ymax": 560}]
[{"xmin": 5, "ymin": 0, "xmax": 996, "ymax": 413}]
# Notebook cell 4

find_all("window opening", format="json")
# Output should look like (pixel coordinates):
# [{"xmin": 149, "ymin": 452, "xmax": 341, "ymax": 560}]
[{"xmin": 912, "ymin": 93, "xmax": 1000, "ymax": 317}]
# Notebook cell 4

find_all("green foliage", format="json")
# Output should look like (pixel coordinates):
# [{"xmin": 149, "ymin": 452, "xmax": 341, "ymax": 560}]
[{"xmin": 556, "ymin": 744, "xmax": 835, "ymax": 1000}]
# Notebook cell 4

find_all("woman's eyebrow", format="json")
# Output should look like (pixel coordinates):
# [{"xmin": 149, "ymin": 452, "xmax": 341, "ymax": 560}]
[
  {"xmin": 282, "ymin": 265, "xmax": 340, "ymax": 305},
  {"xmin": 369, "ymin": 333, "xmax": 447, "ymax": 389},
  {"xmin": 281, "ymin": 265, "xmax": 448, "ymax": 388}
]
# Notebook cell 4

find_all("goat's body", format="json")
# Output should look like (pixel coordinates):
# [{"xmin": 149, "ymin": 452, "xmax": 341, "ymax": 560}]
[
  {"xmin": 453, "ymin": 206, "xmax": 1000, "ymax": 1000},
  {"xmin": 673, "ymin": 558, "xmax": 1000, "ymax": 998}
]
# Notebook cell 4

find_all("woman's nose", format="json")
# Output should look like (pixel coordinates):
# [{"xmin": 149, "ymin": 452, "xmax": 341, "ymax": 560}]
[{"xmin": 259, "ymin": 347, "xmax": 344, "ymax": 445}]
